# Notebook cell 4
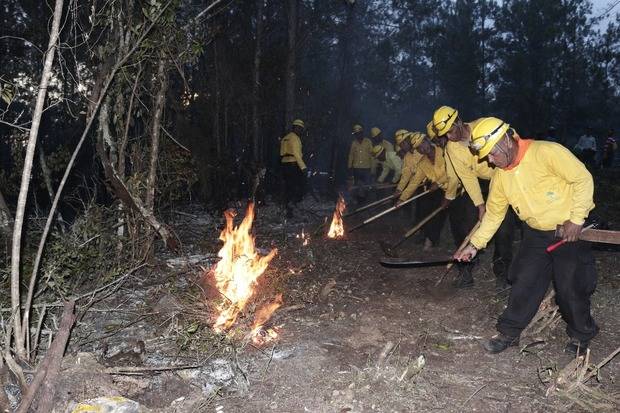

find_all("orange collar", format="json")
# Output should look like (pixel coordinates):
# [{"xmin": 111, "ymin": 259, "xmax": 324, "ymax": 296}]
[{"xmin": 504, "ymin": 138, "xmax": 533, "ymax": 170}]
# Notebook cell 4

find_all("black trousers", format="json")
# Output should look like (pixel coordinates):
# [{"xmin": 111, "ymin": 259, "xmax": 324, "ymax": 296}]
[
  {"xmin": 447, "ymin": 193, "xmax": 478, "ymax": 278},
  {"xmin": 351, "ymin": 168, "xmax": 372, "ymax": 203},
  {"xmin": 492, "ymin": 208, "xmax": 516, "ymax": 281},
  {"xmin": 281, "ymin": 163, "xmax": 305, "ymax": 206},
  {"xmin": 418, "ymin": 189, "xmax": 446, "ymax": 244},
  {"xmin": 497, "ymin": 225, "xmax": 599, "ymax": 341}
]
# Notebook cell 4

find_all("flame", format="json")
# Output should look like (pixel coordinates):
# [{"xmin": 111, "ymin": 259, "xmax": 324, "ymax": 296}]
[
  {"xmin": 210, "ymin": 203, "xmax": 277, "ymax": 333},
  {"xmin": 327, "ymin": 194, "xmax": 346, "ymax": 238},
  {"xmin": 250, "ymin": 293, "xmax": 283, "ymax": 345}
]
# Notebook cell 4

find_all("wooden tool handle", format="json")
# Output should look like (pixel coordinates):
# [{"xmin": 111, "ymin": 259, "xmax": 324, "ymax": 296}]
[
  {"xmin": 404, "ymin": 206, "xmax": 445, "ymax": 238},
  {"xmin": 348, "ymin": 189, "xmax": 431, "ymax": 232},
  {"xmin": 546, "ymin": 223, "xmax": 595, "ymax": 253},
  {"xmin": 343, "ymin": 194, "xmax": 395, "ymax": 218}
]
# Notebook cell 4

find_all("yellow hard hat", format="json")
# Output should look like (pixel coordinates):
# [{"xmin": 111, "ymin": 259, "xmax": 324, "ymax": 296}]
[
  {"xmin": 394, "ymin": 129, "xmax": 409, "ymax": 145},
  {"xmin": 432, "ymin": 106, "xmax": 458, "ymax": 136},
  {"xmin": 371, "ymin": 145, "xmax": 385, "ymax": 158},
  {"xmin": 292, "ymin": 119, "xmax": 305, "ymax": 128},
  {"xmin": 370, "ymin": 127, "xmax": 382, "ymax": 138},
  {"xmin": 470, "ymin": 117, "xmax": 510, "ymax": 158},
  {"xmin": 409, "ymin": 131, "xmax": 426, "ymax": 149},
  {"xmin": 426, "ymin": 121, "xmax": 437, "ymax": 139},
  {"xmin": 352, "ymin": 124, "xmax": 363, "ymax": 134}
]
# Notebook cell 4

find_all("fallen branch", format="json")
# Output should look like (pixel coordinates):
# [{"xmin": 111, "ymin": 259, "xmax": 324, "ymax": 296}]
[
  {"xmin": 522, "ymin": 290, "xmax": 561, "ymax": 338},
  {"xmin": 16, "ymin": 300, "xmax": 76, "ymax": 413},
  {"xmin": 104, "ymin": 362, "xmax": 207, "ymax": 375},
  {"xmin": 460, "ymin": 383, "xmax": 489, "ymax": 409}
]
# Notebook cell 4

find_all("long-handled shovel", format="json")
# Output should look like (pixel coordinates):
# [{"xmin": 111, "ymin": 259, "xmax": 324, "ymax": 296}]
[
  {"xmin": 349, "ymin": 183, "xmax": 397, "ymax": 192},
  {"xmin": 435, "ymin": 220, "xmax": 481, "ymax": 286},
  {"xmin": 348, "ymin": 189, "xmax": 432, "ymax": 233},
  {"xmin": 316, "ymin": 192, "xmax": 398, "ymax": 235},
  {"xmin": 343, "ymin": 194, "xmax": 396, "ymax": 218},
  {"xmin": 380, "ymin": 205, "xmax": 445, "ymax": 257}
]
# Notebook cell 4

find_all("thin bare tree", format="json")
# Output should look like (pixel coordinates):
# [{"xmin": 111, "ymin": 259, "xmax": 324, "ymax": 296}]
[
  {"xmin": 285, "ymin": 0, "xmax": 298, "ymax": 126},
  {"xmin": 10, "ymin": 0, "xmax": 64, "ymax": 359}
]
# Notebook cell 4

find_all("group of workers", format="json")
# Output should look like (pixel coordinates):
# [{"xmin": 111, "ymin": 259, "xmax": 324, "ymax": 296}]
[{"xmin": 280, "ymin": 107, "xmax": 599, "ymax": 356}]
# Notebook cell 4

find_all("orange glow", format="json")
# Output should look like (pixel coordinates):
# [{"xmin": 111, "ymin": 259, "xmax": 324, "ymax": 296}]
[
  {"xmin": 210, "ymin": 203, "xmax": 277, "ymax": 333},
  {"xmin": 327, "ymin": 194, "xmax": 346, "ymax": 238},
  {"xmin": 250, "ymin": 293, "xmax": 283, "ymax": 345}
]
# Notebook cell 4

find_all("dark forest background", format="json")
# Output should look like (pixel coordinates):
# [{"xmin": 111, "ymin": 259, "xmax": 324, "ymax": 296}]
[{"xmin": 1, "ymin": 0, "xmax": 620, "ymax": 212}]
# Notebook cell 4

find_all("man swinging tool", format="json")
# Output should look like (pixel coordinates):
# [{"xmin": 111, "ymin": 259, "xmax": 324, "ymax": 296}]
[
  {"xmin": 396, "ymin": 131, "xmax": 476, "ymax": 287},
  {"xmin": 454, "ymin": 117, "xmax": 598, "ymax": 356},
  {"xmin": 432, "ymin": 106, "xmax": 515, "ymax": 290}
]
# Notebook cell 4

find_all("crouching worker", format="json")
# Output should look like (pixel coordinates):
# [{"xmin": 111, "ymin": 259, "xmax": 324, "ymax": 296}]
[
  {"xmin": 372, "ymin": 144, "xmax": 402, "ymax": 184},
  {"xmin": 454, "ymin": 117, "xmax": 598, "ymax": 356}
]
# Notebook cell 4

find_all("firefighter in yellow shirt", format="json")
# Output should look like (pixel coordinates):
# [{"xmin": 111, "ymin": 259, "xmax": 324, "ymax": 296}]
[
  {"xmin": 371, "ymin": 145, "xmax": 402, "ymax": 183},
  {"xmin": 433, "ymin": 106, "xmax": 515, "ymax": 289},
  {"xmin": 348, "ymin": 124, "xmax": 373, "ymax": 203},
  {"xmin": 454, "ymin": 117, "xmax": 598, "ymax": 355},
  {"xmin": 280, "ymin": 119, "xmax": 307, "ymax": 218},
  {"xmin": 370, "ymin": 127, "xmax": 395, "ymax": 180}
]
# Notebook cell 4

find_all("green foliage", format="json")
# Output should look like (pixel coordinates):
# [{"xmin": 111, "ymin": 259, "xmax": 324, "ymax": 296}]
[
  {"xmin": 41, "ymin": 204, "xmax": 132, "ymax": 298},
  {"xmin": 157, "ymin": 141, "xmax": 199, "ymax": 205}
]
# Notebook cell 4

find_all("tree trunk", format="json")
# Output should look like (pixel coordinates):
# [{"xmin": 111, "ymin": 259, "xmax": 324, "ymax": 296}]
[
  {"xmin": 0, "ymin": 188, "xmax": 12, "ymax": 235},
  {"xmin": 479, "ymin": 0, "xmax": 486, "ymax": 112},
  {"xmin": 146, "ymin": 57, "xmax": 168, "ymax": 211},
  {"xmin": 252, "ymin": 0, "xmax": 265, "ymax": 161},
  {"xmin": 213, "ymin": 41, "xmax": 221, "ymax": 158},
  {"xmin": 96, "ymin": 90, "xmax": 178, "ymax": 252},
  {"xmin": 285, "ymin": 0, "xmax": 298, "ymax": 126},
  {"xmin": 10, "ymin": 0, "xmax": 64, "ymax": 359},
  {"xmin": 330, "ymin": 2, "xmax": 355, "ymax": 186},
  {"xmin": 38, "ymin": 147, "xmax": 66, "ymax": 231}
]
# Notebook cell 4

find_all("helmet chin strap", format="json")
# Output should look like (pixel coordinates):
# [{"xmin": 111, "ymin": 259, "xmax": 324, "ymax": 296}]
[{"xmin": 494, "ymin": 135, "xmax": 514, "ymax": 162}]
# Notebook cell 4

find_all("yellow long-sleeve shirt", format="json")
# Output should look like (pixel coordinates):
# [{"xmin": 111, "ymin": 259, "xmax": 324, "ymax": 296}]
[
  {"xmin": 377, "ymin": 151, "xmax": 403, "ymax": 183},
  {"xmin": 372, "ymin": 139, "xmax": 396, "ymax": 176},
  {"xmin": 381, "ymin": 139, "xmax": 394, "ymax": 153},
  {"xmin": 445, "ymin": 139, "xmax": 495, "ymax": 206},
  {"xmin": 400, "ymin": 145, "xmax": 460, "ymax": 201},
  {"xmin": 348, "ymin": 138, "xmax": 373, "ymax": 169},
  {"xmin": 280, "ymin": 132, "xmax": 306, "ymax": 170},
  {"xmin": 397, "ymin": 151, "xmax": 423, "ymax": 193},
  {"xmin": 470, "ymin": 140, "xmax": 594, "ymax": 249}
]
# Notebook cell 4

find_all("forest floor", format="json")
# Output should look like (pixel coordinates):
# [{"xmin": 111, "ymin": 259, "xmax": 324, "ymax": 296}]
[{"xmin": 49, "ymin": 189, "xmax": 620, "ymax": 412}]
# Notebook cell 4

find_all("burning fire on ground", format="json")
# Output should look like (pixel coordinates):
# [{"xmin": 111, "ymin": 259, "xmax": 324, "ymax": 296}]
[
  {"xmin": 327, "ymin": 194, "xmax": 346, "ymax": 238},
  {"xmin": 208, "ymin": 203, "xmax": 280, "ymax": 343},
  {"xmin": 250, "ymin": 293, "xmax": 283, "ymax": 345}
]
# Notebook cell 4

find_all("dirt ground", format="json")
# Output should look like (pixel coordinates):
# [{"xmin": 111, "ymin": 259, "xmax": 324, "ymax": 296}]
[{"xmin": 54, "ymin": 196, "xmax": 619, "ymax": 413}]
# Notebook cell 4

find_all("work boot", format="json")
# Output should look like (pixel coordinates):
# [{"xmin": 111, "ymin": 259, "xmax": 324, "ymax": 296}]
[
  {"xmin": 483, "ymin": 334, "xmax": 519, "ymax": 354},
  {"xmin": 565, "ymin": 339, "xmax": 589, "ymax": 357}
]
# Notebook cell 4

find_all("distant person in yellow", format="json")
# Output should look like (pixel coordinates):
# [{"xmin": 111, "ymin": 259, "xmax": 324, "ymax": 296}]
[
  {"xmin": 371, "ymin": 145, "xmax": 402, "ymax": 184},
  {"xmin": 454, "ymin": 117, "xmax": 598, "ymax": 355},
  {"xmin": 348, "ymin": 124, "xmax": 373, "ymax": 203},
  {"xmin": 280, "ymin": 119, "xmax": 307, "ymax": 218},
  {"xmin": 370, "ymin": 127, "xmax": 395, "ymax": 180}
]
